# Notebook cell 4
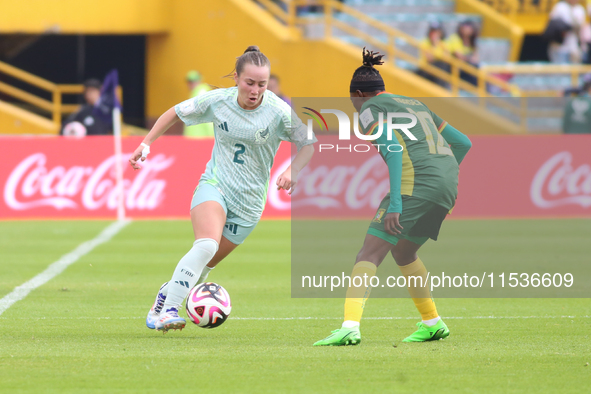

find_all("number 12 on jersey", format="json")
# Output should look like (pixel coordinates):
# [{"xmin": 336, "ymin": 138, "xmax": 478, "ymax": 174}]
[{"xmin": 408, "ymin": 108, "xmax": 453, "ymax": 156}]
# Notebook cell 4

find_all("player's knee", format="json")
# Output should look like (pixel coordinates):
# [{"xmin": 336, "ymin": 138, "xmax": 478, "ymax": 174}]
[
  {"xmin": 193, "ymin": 238, "xmax": 219, "ymax": 260},
  {"xmin": 355, "ymin": 247, "xmax": 386, "ymax": 267},
  {"xmin": 390, "ymin": 248, "xmax": 417, "ymax": 266}
]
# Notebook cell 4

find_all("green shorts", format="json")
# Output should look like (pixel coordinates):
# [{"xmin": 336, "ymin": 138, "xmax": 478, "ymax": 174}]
[
  {"xmin": 191, "ymin": 182, "xmax": 259, "ymax": 245},
  {"xmin": 368, "ymin": 194, "xmax": 450, "ymax": 246}
]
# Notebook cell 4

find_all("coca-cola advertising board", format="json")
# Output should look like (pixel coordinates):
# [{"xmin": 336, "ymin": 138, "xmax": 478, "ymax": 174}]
[
  {"xmin": 1, "ymin": 135, "xmax": 590, "ymax": 220},
  {"xmin": 0, "ymin": 136, "xmax": 290, "ymax": 219}
]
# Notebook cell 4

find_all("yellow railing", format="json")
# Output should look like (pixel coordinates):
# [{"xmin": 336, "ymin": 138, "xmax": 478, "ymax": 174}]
[
  {"xmin": 257, "ymin": 0, "xmax": 591, "ymax": 97},
  {"xmin": 258, "ymin": 0, "xmax": 521, "ymax": 97},
  {"xmin": 0, "ymin": 60, "xmax": 88, "ymax": 130},
  {"xmin": 481, "ymin": 63, "xmax": 591, "ymax": 130},
  {"xmin": 255, "ymin": 0, "xmax": 591, "ymax": 132},
  {"xmin": 482, "ymin": 0, "xmax": 560, "ymax": 15},
  {"xmin": 482, "ymin": 63, "xmax": 591, "ymax": 91}
]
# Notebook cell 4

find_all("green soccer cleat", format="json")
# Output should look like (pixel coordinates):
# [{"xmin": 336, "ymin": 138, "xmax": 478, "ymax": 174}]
[
  {"xmin": 313, "ymin": 327, "xmax": 361, "ymax": 346},
  {"xmin": 402, "ymin": 319, "xmax": 450, "ymax": 342}
]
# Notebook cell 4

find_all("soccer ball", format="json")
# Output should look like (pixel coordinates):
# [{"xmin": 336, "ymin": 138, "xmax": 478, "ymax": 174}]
[{"xmin": 186, "ymin": 282, "xmax": 232, "ymax": 328}]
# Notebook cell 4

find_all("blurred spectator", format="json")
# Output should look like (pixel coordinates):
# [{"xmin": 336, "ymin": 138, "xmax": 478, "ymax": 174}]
[
  {"xmin": 547, "ymin": 0, "xmax": 586, "ymax": 63},
  {"xmin": 447, "ymin": 21, "xmax": 479, "ymax": 86},
  {"xmin": 184, "ymin": 70, "xmax": 214, "ymax": 138},
  {"xmin": 297, "ymin": 0, "xmax": 322, "ymax": 13},
  {"xmin": 584, "ymin": 3, "xmax": 591, "ymax": 63},
  {"xmin": 562, "ymin": 79, "xmax": 591, "ymax": 133},
  {"xmin": 268, "ymin": 74, "xmax": 291, "ymax": 105},
  {"xmin": 417, "ymin": 21, "xmax": 450, "ymax": 88},
  {"xmin": 61, "ymin": 79, "xmax": 111, "ymax": 136},
  {"xmin": 296, "ymin": 0, "xmax": 344, "ymax": 14}
]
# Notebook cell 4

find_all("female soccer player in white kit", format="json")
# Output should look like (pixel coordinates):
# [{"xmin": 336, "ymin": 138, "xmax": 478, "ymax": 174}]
[{"xmin": 129, "ymin": 46, "xmax": 316, "ymax": 332}]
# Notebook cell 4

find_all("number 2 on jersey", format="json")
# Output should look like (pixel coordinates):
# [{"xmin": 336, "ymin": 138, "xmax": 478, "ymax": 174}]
[{"xmin": 233, "ymin": 143, "xmax": 246, "ymax": 164}]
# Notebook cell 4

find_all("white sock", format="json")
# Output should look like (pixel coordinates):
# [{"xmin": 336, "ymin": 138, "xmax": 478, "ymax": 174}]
[
  {"xmin": 158, "ymin": 282, "xmax": 169, "ymax": 296},
  {"xmin": 422, "ymin": 316, "xmax": 441, "ymax": 326},
  {"xmin": 197, "ymin": 266, "xmax": 214, "ymax": 284},
  {"xmin": 162, "ymin": 238, "xmax": 219, "ymax": 311},
  {"xmin": 158, "ymin": 266, "xmax": 214, "ymax": 298},
  {"xmin": 342, "ymin": 320, "xmax": 360, "ymax": 329}
]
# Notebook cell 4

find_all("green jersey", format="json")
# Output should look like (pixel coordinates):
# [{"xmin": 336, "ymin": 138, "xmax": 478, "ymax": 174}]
[
  {"xmin": 563, "ymin": 96, "xmax": 591, "ymax": 134},
  {"xmin": 359, "ymin": 92, "xmax": 463, "ymax": 212}
]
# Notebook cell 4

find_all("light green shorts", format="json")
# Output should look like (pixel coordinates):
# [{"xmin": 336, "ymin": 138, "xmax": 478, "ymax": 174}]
[{"xmin": 190, "ymin": 182, "xmax": 259, "ymax": 245}]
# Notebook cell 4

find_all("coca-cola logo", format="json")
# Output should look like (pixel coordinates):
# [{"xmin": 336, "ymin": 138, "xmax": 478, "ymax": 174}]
[
  {"xmin": 268, "ymin": 154, "xmax": 389, "ymax": 214},
  {"xmin": 530, "ymin": 151, "xmax": 591, "ymax": 209},
  {"xmin": 4, "ymin": 153, "xmax": 175, "ymax": 211}
]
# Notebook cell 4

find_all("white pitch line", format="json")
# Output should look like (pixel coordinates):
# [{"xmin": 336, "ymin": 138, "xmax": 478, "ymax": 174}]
[
  {"xmin": 0, "ymin": 220, "xmax": 130, "ymax": 316},
  {"xmin": 0, "ymin": 315, "xmax": 589, "ymax": 321}
]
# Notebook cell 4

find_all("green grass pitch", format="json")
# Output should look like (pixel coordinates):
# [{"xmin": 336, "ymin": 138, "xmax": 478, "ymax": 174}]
[{"xmin": 0, "ymin": 219, "xmax": 590, "ymax": 393}]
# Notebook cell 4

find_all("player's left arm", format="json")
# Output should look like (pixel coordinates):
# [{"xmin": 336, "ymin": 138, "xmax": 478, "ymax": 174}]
[
  {"xmin": 276, "ymin": 109, "xmax": 317, "ymax": 195},
  {"xmin": 276, "ymin": 144, "xmax": 314, "ymax": 195},
  {"xmin": 429, "ymin": 109, "xmax": 472, "ymax": 164},
  {"xmin": 440, "ymin": 123, "xmax": 472, "ymax": 165}
]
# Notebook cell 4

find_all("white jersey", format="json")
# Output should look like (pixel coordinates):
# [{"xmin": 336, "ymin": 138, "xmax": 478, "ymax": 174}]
[{"xmin": 175, "ymin": 87, "xmax": 316, "ymax": 222}]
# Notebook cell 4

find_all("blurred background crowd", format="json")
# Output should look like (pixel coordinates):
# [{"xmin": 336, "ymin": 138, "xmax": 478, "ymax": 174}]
[{"xmin": 0, "ymin": 0, "xmax": 590, "ymax": 137}]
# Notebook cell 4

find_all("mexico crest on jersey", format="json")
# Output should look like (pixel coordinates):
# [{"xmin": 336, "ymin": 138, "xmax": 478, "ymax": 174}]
[{"xmin": 254, "ymin": 128, "xmax": 271, "ymax": 144}]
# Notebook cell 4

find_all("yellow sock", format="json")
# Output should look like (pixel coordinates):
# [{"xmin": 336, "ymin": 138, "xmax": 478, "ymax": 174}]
[
  {"xmin": 398, "ymin": 257, "xmax": 439, "ymax": 321},
  {"xmin": 344, "ymin": 261, "xmax": 377, "ymax": 323}
]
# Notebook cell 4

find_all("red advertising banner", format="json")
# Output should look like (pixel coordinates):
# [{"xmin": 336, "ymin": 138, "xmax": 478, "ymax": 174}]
[
  {"xmin": 0, "ymin": 136, "xmax": 291, "ymax": 220},
  {"xmin": 291, "ymin": 135, "xmax": 591, "ymax": 219},
  {"xmin": 453, "ymin": 135, "xmax": 591, "ymax": 218},
  {"xmin": 1, "ymin": 135, "xmax": 590, "ymax": 220}
]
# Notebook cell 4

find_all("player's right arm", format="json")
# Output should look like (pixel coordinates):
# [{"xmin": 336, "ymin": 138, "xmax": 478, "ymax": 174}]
[
  {"xmin": 359, "ymin": 103, "xmax": 404, "ymax": 235},
  {"xmin": 129, "ymin": 107, "xmax": 179, "ymax": 170},
  {"xmin": 374, "ymin": 131, "xmax": 404, "ymax": 235},
  {"xmin": 129, "ymin": 90, "xmax": 219, "ymax": 170}
]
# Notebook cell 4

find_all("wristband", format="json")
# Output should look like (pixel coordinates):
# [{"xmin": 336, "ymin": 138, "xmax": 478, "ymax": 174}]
[{"xmin": 140, "ymin": 143, "xmax": 150, "ymax": 159}]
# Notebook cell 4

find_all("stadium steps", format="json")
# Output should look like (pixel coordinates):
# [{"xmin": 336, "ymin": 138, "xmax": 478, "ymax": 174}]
[
  {"xmin": 483, "ymin": 61, "xmax": 587, "ymax": 92},
  {"xmin": 0, "ymin": 100, "xmax": 58, "ymax": 134},
  {"xmin": 353, "ymin": 0, "xmax": 456, "ymax": 14},
  {"xmin": 301, "ymin": 0, "xmax": 512, "ymax": 83},
  {"xmin": 0, "ymin": 59, "xmax": 146, "ymax": 136},
  {"xmin": 342, "ymin": 0, "xmax": 511, "ymax": 64}
]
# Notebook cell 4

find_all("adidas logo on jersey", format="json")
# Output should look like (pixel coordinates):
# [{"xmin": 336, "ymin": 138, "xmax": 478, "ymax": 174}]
[{"xmin": 218, "ymin": 121, "xmax": 229, "ymax": 132}]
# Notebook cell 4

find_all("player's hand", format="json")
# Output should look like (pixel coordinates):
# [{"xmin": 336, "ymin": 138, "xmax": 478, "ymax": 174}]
[
  {"xmin": 276, "ymin": 168, "xmax": 299, "ymax": 195},
  {"xmin": 384, "ymin": 212, "xmax": 403, "ymax": 235},
  {"xmin": 129, "ymin": 143, "xmax": 150, "ymax": 170}
]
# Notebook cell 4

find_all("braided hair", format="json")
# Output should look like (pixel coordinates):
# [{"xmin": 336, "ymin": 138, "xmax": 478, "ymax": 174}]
[{"xmin": 349, "ymin": 48, "xmax": 385, "ymax": 93}]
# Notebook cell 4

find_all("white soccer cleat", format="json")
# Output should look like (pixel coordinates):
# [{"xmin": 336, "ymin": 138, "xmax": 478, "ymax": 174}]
[
  {"xmin": 146, "ymin": 282, "xmax": 168, "ymax": 330},
  {"xmin": 155, "ymin": 307, "xmax": 186, "ymax": 333}
]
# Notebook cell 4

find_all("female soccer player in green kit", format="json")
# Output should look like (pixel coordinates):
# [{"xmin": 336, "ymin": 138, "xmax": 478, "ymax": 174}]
[
  {"xmin": 129, "ymin": 46, "xmax": 316, "ymax": 333},
  {"xmin": 314, "ymin": 49, "xmax": 472, "ymax": 346}
]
